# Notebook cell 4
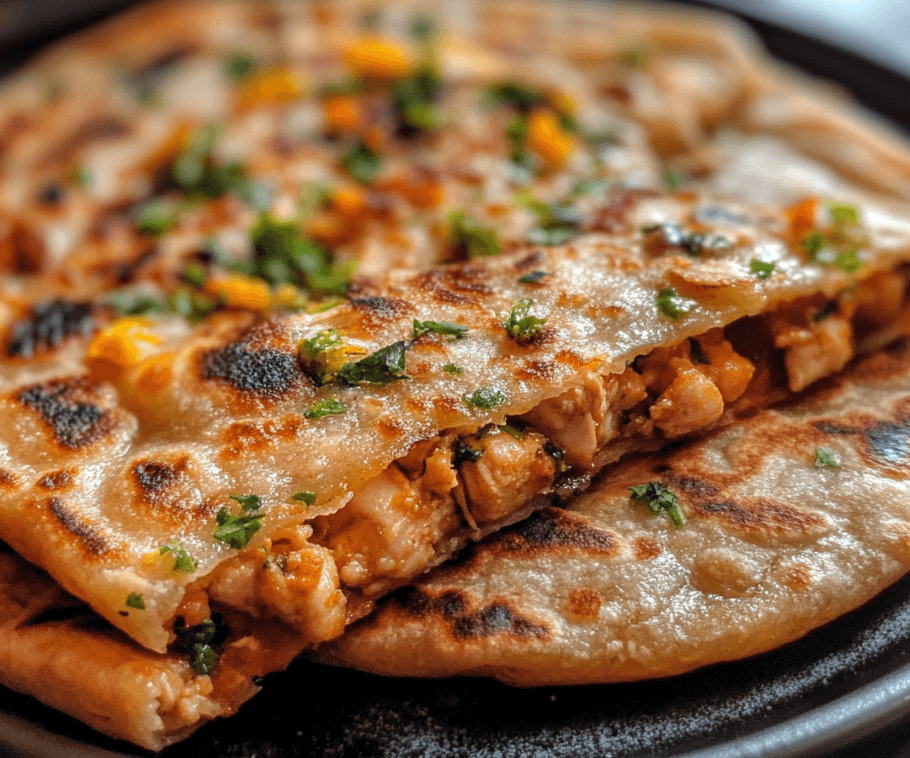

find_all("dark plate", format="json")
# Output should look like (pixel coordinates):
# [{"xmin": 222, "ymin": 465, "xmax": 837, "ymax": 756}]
[{"xmin": 4, "ymin": 2, "xmax": 910, "ymax": 757}]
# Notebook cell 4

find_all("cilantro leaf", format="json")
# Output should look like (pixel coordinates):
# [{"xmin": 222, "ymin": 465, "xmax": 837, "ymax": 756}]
[
  {"xmin": 453, "ymin": 440, "xmax": 483, "ymax": 465},
  {"xmin": 299, "ymin": 329, "xmax": 345, "ymax": 385},
  {"xmin": 304, "ymin": 398, "xmax": 348, "ymax": 419},
  {"xmin": 504, "ymin": 298, "xmax": 547, "ymax": 340},
  {"xmin": 214, "ymin": 507, "xmax": 263, "ymax": 549},
  {"xmin": 815, "ymin": 447, "xmax": 840, "ymax": 468},
  {"xmin": 629, "ymin": 481, "xmax": 685, "ymax": 525},
  {"xmin": 750, "ymin": 258, "xmax": 776, "ymax": 279},
  {"xmin": 126, "ymin": 592, "xmax": 146, "ymax": 610},
  {"xmin": 519, "ymin": 270, "xmax": 549, "ymax": 284},
  {"xmin": 159, "ymin": 540, "xmax": 196, "ymax": 573},
  {"xmin": 443, "ymin": 362, "xmax": 464, "ymax": 375},
  {"xmin": 463, "ymin": 386, "xmax": 507, "ymax": 410},
  {"xmin": 229, "ymin": 494, "xmax": 262, "ymax": 512},
  {"xmin": 290, "ymin": 491, "xmax": 317, "ymax": 505},
  {"xmin": 340, "ymin": 140, "xmax": 383, "ymax": 184},
  {"xmin": 412, "ymin": 319, "xmax": 468, "ymax": 340},
  {"xmin": 655, "ymin": 288, "xmax": 695, "ymax": 320},
  {"xmin": 135, "ymin": 198, "xmax": 178, "ymax": 237},
  {"xmin": 448, "ymin": 211, "xmax": 501, "ymax": 258},
  {"xmin": 336, "ymin": 341, "xmax": 411, "ymax": 386},
  {"xmin": 226, "ymin": 53, "xmax": 258, "ymax": 83},
  {"xmin": 525, "ymin": 200, "xmax": 582, "ymax": 247}
]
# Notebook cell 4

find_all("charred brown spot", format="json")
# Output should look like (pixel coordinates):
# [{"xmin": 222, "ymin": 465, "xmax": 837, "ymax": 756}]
[
  {"xmin": 0, "ymin": 220, "xmax": 48, "ymax": 274},
  {"xmin": 566, "ymin": 588, "xmax": 602, "ymax": 622},
  {"xmin": 514, "ymin": 251, "xmax": 545, "ymax": 271},
  {"xmin": 18, "ymin": 603, "xmax": 96, "ymax": 629},
  {"xmin": 452, "ymin": 602, "xmax": 548, "ymax": 639},
  {"xmin": 666, "ymin": 475, "xmax": 720, "ymax": 500},
  {"xmin": 220, "ymin": 417, "xmax": 305, "ymax": 458},
  {"xmin": 6, "ymin": 300, "xmax": 94, "ymax": 358},
  {"xmin": 203, "ymin": 342, "xmax": 301, "ymax": 396},
  {"xmin": 396, "ymin": 588, "xmax": 467, "ymax": 619},
  {"xmin": 133, "ymin": 460, "xmax": 181, "ymax": 493},
  {"xmin": 693, "ymin": 499, "xmax": 826, "ymax": 535},
  {"xmin": 37, "ymin": 470, "xmax": 73, "ymax": 490},
  {"xmin": 634, "ymin": 535, "xmax": 661, "ymax": 560},
  {"xmin": 49, "ymin": 498, "xmax": 114, "ymax": 555},
  {"xmin": 815, "ymin": 418, "xmax": 910, "ymax": 466},
  {"xmin": 349, "ymin": 296, "xmax": 412, "ymax": 321},
  {"xmin": 494, "ymin": 508, "xmax": 618, "ymax": 555},
  {"xmin": 515, "ymin": 358, "xmax": 559, "ymax": 383},
  {"xmin": 19, "ymin": 381, "xmax": 111, "ymax": 449},
  {"xmin": 0, "ymin": 469, "xmax": 19, "ymax": 490}
]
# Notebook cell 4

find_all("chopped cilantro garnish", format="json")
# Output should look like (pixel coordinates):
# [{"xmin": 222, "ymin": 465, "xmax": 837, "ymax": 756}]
[
  {"xmin": 170, "ymin": 287, "xmax": 220, "ymax": 324},
  {"xmin": 827, "ymin": 202, "xmax": 860, "ymax": 227},
  {"xmin": 641, "ymin": 223, "xmax": 730, "ymax": 257},
  {"xmin": 834, "ymin": 250, "xmax": 863, "ymax": 273},
  {"xmin": 482, "ymin": 82, "xmax": 544, "ymax": 112},
  {"xmin": 304, "ymin": 398, "xmax": 348, "ymax": 419},
  {"xmin": 336, "ymin": 341, "xmax": 411, "ymax": 386},
  {"xmin": 448, "ymin": 211, "xmax": 501, "ymax": 258},
  {"xmin": 290, "ymin": 491, "xmax": 317, "ymax": 505},
  {"xmin": 248, "ymin": 213, "xmax": 352, "ymax": 295},
  {"xmin": 229, "ymin": 494, "xmax": 262, "ymax": 512},
  {"xmin": 167, "ymin": 125, "xmax": 258, "ymax": 202},
  {"xmin": 525, "ymin": 199, "xmax": 582, "ymax": 247},
  {"xmin": 570, "ymin": 177, "xmax": 610, "ymax": 198},
  {"xmin": 190, "ymin": 644, "xmax": 218, "ymax": 675},
  {"xmin": 463, "ymin": 386, "xmax": 507, "ymax": 410},
  {"xmin": 519, "ymin": 270, "xmax": 549, "ymax": 284},
  {"xmin": 504, "ymin": 298, "xmax": 547, "ymax": 340},
  {"xmin": 499, "ymin": 423, "xmax": 526, "ymax": 440},
  {"xmin": 135, "ymin": 199, "xmax": 178, "ymax": 237},
  {"xmin": 226, "ymin": 53, "xmax": 258, "ymax": 82},
  {"xmin": 412, "ymin": 319, "xmax": 468, "ymax": 340},
  {"xmin": 214, "ymin": 505, "xmax": 264, "ymax": 549},
  {"xmin": 410, "ymin": 13, "xmax": 437, "ymax": 40},
  {"xmin": 108, "ymin": 291, "xmax": 168, "ymax": 317},
  {"xmin": 815, "ymin": 447, "xmax": 840, "ymax": 468},
  {"xmin": 159, "ymin": 540, "xmax": 196, "ymax": 573},
  {"xmin": 176, "ymin": 618, "xmax": 225, "ymax": 676},
  {"xmin": 453, "ymin": 440, "xmax": 483, "ymax": 465},
  {"xmin": 750, "ymin": 258, "xmax": 776, "ymax": 279},
  {"xmin": 505, "ymin": 114, "xmax": 533, "ymax": 168},
  {"xmin": 443, "ymin": 362, "xmax": 464, "ymax": 375},
  {"xmin": 126, "ymin": 592, "xmax": 146, "ymax": 610},
  {"xmin": 182, "ymin": 263, "xmax": 207, "ymax": 288},
  {"xmin": 629, "ymin": 482, "xmax": 685, "ymax": 525},
  {"xmin": 299, "ymin": 329, "xmax": 345, "ymax": 385},
  {"xmin": 340, "ymin": 140, "xmax": 383, "ymax": 184},
  {"xmin": 393, "ymin": 65, "xmax": 445, "ymax": 133},
  {"xmin": 655, "ymin": 288, "xmax": 695, "ymax": 320}
]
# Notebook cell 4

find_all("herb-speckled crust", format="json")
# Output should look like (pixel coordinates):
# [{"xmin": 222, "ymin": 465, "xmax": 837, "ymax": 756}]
[
  {"xmin": 1, "ymin": 0, "xmax": 910, "ymax": 657},
  {"xmin": 321, "ymin": 341, "xmax": 910, "ymax": 684}
]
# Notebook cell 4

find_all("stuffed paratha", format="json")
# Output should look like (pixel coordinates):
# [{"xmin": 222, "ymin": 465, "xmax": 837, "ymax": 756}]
[
  {"xmin": 3, "ymin": 0, "xmax": 910, "ymax": 749},
  {"xmin": 322, "ymin": 339, "xmax": 910, "ymax": 685}
]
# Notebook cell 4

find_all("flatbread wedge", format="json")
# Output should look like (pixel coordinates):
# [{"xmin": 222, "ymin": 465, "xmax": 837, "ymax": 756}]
[
  {"xmin": 0, "ymin": 541, "xmax": 306, "ymax": 751},
  {"xmin": 320, "ymin": 339, "xmax": 910, "ymax": 685}
]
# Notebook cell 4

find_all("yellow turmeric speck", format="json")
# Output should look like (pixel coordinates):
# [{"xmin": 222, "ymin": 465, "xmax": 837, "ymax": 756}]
[
  {"xmin": 205, "ymin": 274, "xmax": 272, "ymax": 311},
  {"xmin": 527, "ymin": 109, "xmax": 574, "ymax": 168},
  {"xmin": 344, "ymin": 37, "xmax": 412, "ymax": 80},
  {"xmin": 237, "ymin": 68, "xmax": 304, "ymax": 111},
  {"xmin": 87, "ymin": 317, "xmax": 163, "ymax": 380}
]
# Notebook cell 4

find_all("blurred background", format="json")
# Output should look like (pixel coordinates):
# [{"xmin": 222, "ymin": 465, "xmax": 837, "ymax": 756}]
[{"xmin": 0, "ymin": 0, "xmax": 908, "ymax": 75}]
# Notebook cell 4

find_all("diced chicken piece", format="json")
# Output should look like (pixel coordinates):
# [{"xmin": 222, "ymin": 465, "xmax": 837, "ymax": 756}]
[
  {"xmin": 521, "ymin": 373, "xmax": 613, "ymax": 469},
  {"xmin": 772, "ymin": 314, "xmax": 853, "ymax": 392},
  {"xmin": 689, "ymin": 329, "xmax": 755, "ymax": 403},
  {"xmin": 458, "ymin": 430, "xmax": 557, "ymax": 524},
  {"xmin": 205, "ymin": 528, "xmax": 347, "ymax": 645},
  {"xmin": 311, "ymin": 449, "xmax": 460, "ymax": 592},
  {"xmin": 649, "ymin": 359, "xmax": 725, "ymax": 438},
  {"xmin": 853, "ymin": 270, "xmax": 907, "ymax": 328}
]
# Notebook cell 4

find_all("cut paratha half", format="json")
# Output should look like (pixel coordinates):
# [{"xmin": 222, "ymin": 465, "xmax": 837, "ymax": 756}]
[
  {"xmin": 3, "ymin": 0, "xmax": 910, "ymax": 668},
  {"xmin": 0, "ymin": 541, "xmax": 305, "ymax": 751},
  {"xmin": 320, "ymin": 338, "xmax": 910, "ymax": 685},
  {"xmin": 3, "ymin": 186, "xmax": 910, "ymax": 657}
]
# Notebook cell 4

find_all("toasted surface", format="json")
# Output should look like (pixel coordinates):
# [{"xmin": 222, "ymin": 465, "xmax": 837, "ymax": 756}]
[{"xmin": 321, "ymin": 340, "xmax": 910, "ymax": 685}]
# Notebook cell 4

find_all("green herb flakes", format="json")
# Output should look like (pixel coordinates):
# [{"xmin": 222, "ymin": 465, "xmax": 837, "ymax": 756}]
[
  {"xmin": 336, "ymin": 341, "xmax": 411, "ymax": 386},
  {"xmin": 463, "ymin": 386, "xmax": 507, "ymax": 410},
  {"xmin": 749, "ymin": 258, "xmax": 776, "ymax": 279},
  {"xmin": 182, "ymin": 263, "xmax": 207, "ymax": 288},
  {"xmin": 662, "ymin": 167, "xmax": 688, "ymax": 190},
  {"xmin": 191, "ymin": 644, "xmax": 219, "ymax": 675},
  {"xmin": 519, "ymin": 270, "xmax": 549, "ymax": 284},
  {"xmin": 159, "ymin": 540, "xmax": 196, "ymax": 573},
  {"xmin": 453, "ymin": 440, "xmax": 483, "ymax": 465},
  {"xmin": 214, "ymin": 505, "xmax": 264, "ymax": 550},
  {"xmin": 290, "ymin": 491, "xmax": 317, "ymax": 505},
  {"xmin": 815, "ymin": 447, "xmax": 840, "ymax": 468},
  {"xmin": 340, "ymin": 140, "xmax": 383, "ymax": 184},
  {"xmin": 412, "ymin": 319, "xmax": 468, "ymax": 340},
  {"xmin": 304, "ymin": 398, "xmax": 348, "ymax": 419},
  {"xmin": 655, "ymin": 287, "xmax": 695, "ymax": 320},
  {"xmin": 448, "ymin": 211, "xmax": 501, "ymax": 258},
  {"xmin": 525, "ymin": 199, "xmax": 582, "ymax": 247},
  {"xmin": 135, "ymin": 199, "xmax": 178, "ymax": 237},
  {"xmin": 442, "ymin": 362, "xmax": 464, "ymax": 375},
  {"xmin": 834, "ymin": 250, "xmax": 863, "ymax": 273},
  {"xmin": 826, "ymin": 202, "xmax": 860, "ymax": 227},
  {"xmin": 504, "ymin": 298, "xmax": 547, "ymax": 340},
  {"xmin": 499, "ymin": 423, "xmax": 526, "ymax": 440},
  {"xmin": 229, "ymin": 494, "xmax": 262, "ymax": 512},
  {"xmin": 126, "ymin": 592, "xmax": 146, "ymax": 610},
  {"xmin": 226, "ymin": 53, "xmax": 258, "ymax": 83},
  {"xmin": 629, "ymin": 482, "xmax": 685, "ymax": 525},
  {"xmin": 299, "ymin": 329, "xmax": 345, "ymax": 385}
]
